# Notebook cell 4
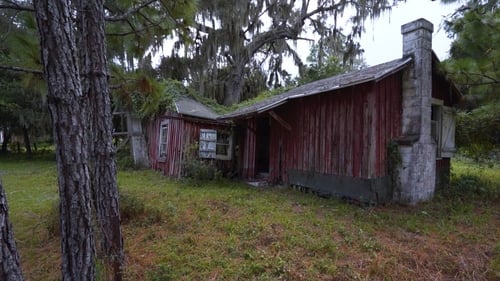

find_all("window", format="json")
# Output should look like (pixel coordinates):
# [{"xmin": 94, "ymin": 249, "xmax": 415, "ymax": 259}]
[
  {"xmin": 431, "ymin": 100, "xmax": 456, "ymax": 158},
  {"xmin": 199, "ymin": 129, "xmax": 217, "ymax": 159},
  {"xmin": 216, "ymin": 130, "xmax": 232, "ymax": 160},
  {"xmin": 158, "ymin": 121, "xmax": 169, "ymax": 160},
  {"xmin": 199, "ymin": 129, "xmax": 232, "ymax": 160}
]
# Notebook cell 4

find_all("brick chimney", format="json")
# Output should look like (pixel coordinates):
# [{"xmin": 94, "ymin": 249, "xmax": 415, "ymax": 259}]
[{"xmin": 394, "ymin": 19, "xmax": 437, "ymax": 204}]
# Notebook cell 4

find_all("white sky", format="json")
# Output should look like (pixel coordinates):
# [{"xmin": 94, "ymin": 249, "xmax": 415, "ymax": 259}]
[{"xmin": 359, "ymin": 0, "xmax": 463, "ymax": 66}]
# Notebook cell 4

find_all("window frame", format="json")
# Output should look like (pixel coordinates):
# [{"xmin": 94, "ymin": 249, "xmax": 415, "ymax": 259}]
[
  {"xmin": 158, "ymin": 120, "xmax": 169, "ymax": 161},
  {"xmin": 199, "ymin": 129, "xmax": 217, "ymax": 159},
  {"xmin": 215, "ymin": 130, "xmax": 232, "ymax": 160},
  {"xmin": 199, "ymin": 128, "xmax": 232, "ymax": 160}
]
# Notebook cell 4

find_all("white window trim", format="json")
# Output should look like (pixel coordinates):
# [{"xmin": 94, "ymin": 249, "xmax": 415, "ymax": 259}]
[{"xmin": 158, "ymin": 120, "xmax": 169, "ymax": 161}]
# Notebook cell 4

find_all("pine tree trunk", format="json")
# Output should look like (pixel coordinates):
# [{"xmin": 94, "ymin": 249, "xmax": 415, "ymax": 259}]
[
  {"xmin": 33, "ymin": 1, "xmax": 95, "ymax": 280},
  {"xmin": 0, "ymin": 179, "xmax": 25, "ymax": 281},
  {"xmin": 22, "ymin": 126, "xmax": 31, "ymax": 157},
  {"xmin": 77, "ymin": 0, "xmax": 124, "ymax": 279}
]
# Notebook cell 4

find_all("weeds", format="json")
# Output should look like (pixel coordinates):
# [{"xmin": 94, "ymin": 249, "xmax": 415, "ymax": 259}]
[
  {"xmin": 0, "ymin": 155, "xmax": 499, "ymax": 281},
  {"xmin": 120, "ymin": 191, "xmax": 162, "ymax": 226}
]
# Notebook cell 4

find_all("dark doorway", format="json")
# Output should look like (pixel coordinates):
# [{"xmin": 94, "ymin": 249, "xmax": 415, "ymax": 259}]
[{"xmin": 255, "ymin": 117, "xmax": 270, "ymax": 174}]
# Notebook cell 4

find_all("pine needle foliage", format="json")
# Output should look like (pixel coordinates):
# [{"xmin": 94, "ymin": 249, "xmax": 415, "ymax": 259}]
[
  {"xmin": 111, "ymin": 64, "xmax": 187, "ymax": 120},
  {"xmin": 442, "ymin": 0, "xmax": 499, "ymax": 100}
]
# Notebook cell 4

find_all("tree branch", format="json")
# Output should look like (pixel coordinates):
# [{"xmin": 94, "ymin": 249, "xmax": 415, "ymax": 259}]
[
  {"xmin": 105, "ymin": 0, "xmax": 157, "ymax": 22},
  {"xmin": 0, "ymin": 64, "xmax": 43, "ymax": 74},
  {"xmin": 0, "ymin": 0, "xmax": 34, "ymax": 12},
  {"xmin": 106, "ymin": 22, "xmax": 156, "ymax": 36}
]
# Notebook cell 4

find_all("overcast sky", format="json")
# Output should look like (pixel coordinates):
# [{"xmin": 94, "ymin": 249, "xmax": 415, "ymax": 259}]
[{"xmin": 359, "ymin": 0, "xmax": 463, "ymax": 66}]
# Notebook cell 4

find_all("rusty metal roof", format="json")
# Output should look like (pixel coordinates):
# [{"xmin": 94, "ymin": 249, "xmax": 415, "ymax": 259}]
[
  {"xmin": 220, "ymin": 57, "xmax": 412, "ymax": 119},
  {"xmin": 175, "ymin": 96, "xmax": 219, "ymax": 120}
]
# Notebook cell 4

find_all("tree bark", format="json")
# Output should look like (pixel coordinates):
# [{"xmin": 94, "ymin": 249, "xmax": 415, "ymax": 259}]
[
  {"xmin": 33, "ymin": 1, "xmax": 95, "ymax": 280},
  {"xmin": 77, "ymin": 0, "xmax": 124, "ymax": 280},
  {"xmin": 0, "ymin": 179, "xmax": 25, "ymax": 281},
  {"xmin": 223, "ymin": 63, "xmax": 246, "ymax": 106},
  {"xmin": 22, "ymin": 126, "xmax": 31, "ymax": 157}
]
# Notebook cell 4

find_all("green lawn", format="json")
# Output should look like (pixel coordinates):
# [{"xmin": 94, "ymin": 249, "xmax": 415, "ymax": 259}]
[{"xmin": 1, "ymin": 155, "xmax": 499, "ymax": 281}]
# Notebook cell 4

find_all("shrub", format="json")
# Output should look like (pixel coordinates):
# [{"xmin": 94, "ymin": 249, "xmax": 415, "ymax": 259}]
[
  {"xmin": 181, "ymin": 142, "xmax": 221, "ymax": 182},
  {"xmin": 115, "ymin": 146, "xmax": 137, "ymax": 171},
  {"xmin": 456, "ymin": 102, "xmax": 500, "ymax": 161},
  {"xmin": 446, "ymin": 173, "xmax": 499, "ymax": 200}
]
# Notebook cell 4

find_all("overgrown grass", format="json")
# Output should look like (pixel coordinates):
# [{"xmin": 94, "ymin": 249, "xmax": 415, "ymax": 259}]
[{"xmin": 0, "ymin": 155, "xmax": 499, "ymax": 280}]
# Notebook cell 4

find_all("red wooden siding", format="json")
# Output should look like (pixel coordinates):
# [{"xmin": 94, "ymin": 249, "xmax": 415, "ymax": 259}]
[
  {"xmin": 240, "ymin": 73, "xmax": 403, "ymax": 183},
  {"xmin": 240, "ymin": 119, "xmax": 257, "ymax": 179},
  {"xmin": 147, "ymin": 112, "xmax": 227, "ymax": 177}
]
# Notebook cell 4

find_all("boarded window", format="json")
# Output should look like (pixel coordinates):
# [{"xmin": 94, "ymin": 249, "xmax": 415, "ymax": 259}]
[
  {"xmin": 199, "ymin": 129, "xmax": 232, "ymax": 160},
  {"xmin": 158, "ymin": 121, "xmax": 169, "ymax": 160},
  {"xmin": 199, "ymin": 129, "xmax": 217, "ymax": 159}
]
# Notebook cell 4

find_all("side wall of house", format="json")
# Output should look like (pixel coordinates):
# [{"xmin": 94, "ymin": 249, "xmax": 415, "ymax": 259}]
[
  {"xmin": 233, "ymin": 76, "xmax": 403, "ymax": 202},
  {"xmin": 147, "ymin": 113, "xmax": 226, "ymax": 177},
  {"xmin": 262, "ymin": 74, "xmax": 402, "ymax": 193},
  {"xmin": 147, "ymin": 113, "xmax": 187, "ymax": 177}
]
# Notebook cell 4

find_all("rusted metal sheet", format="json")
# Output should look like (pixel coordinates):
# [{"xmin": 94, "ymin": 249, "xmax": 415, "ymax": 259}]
[{"xmin": 238, "ymin": 73, "xmax": 403, "ymax": 185}]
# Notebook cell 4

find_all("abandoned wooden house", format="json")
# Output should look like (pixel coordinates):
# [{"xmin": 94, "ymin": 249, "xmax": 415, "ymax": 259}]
[
  {"xmin": 146, "ymin": 18, "xmax": 461, "ymax": 205},
  {"xmin": 146, "ymin": 96, "xmax": 232, "ymax": 177},
  {"xmin": 219, "ymin": 18, "xmax": 461, "ymax": 204}
]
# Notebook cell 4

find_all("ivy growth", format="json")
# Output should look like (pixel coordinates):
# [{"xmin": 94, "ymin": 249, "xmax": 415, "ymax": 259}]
[{"xmin": 387, "ymin": 141, "xmax": 402, "ymax": 195}]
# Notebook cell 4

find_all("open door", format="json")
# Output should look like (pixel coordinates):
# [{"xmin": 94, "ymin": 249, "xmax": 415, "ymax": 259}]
[{"xmin": 255, "ymin": 117, "xmax": 270, "ymax": 176}]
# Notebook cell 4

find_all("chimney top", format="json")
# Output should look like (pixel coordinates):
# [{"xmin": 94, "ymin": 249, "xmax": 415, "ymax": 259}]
[{"xmin": 401, "ymin": 18, "xmax": 434, "ymax": 35}]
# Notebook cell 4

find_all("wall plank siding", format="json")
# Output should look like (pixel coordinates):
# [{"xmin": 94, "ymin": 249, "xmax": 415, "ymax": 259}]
[
  {"xmin": 147, "ymin": 113, "xmax": 229, "ymax": 177},
  {"xmin": 245, "ymin": 74, "xmax": 403, "ymax": 184}
]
